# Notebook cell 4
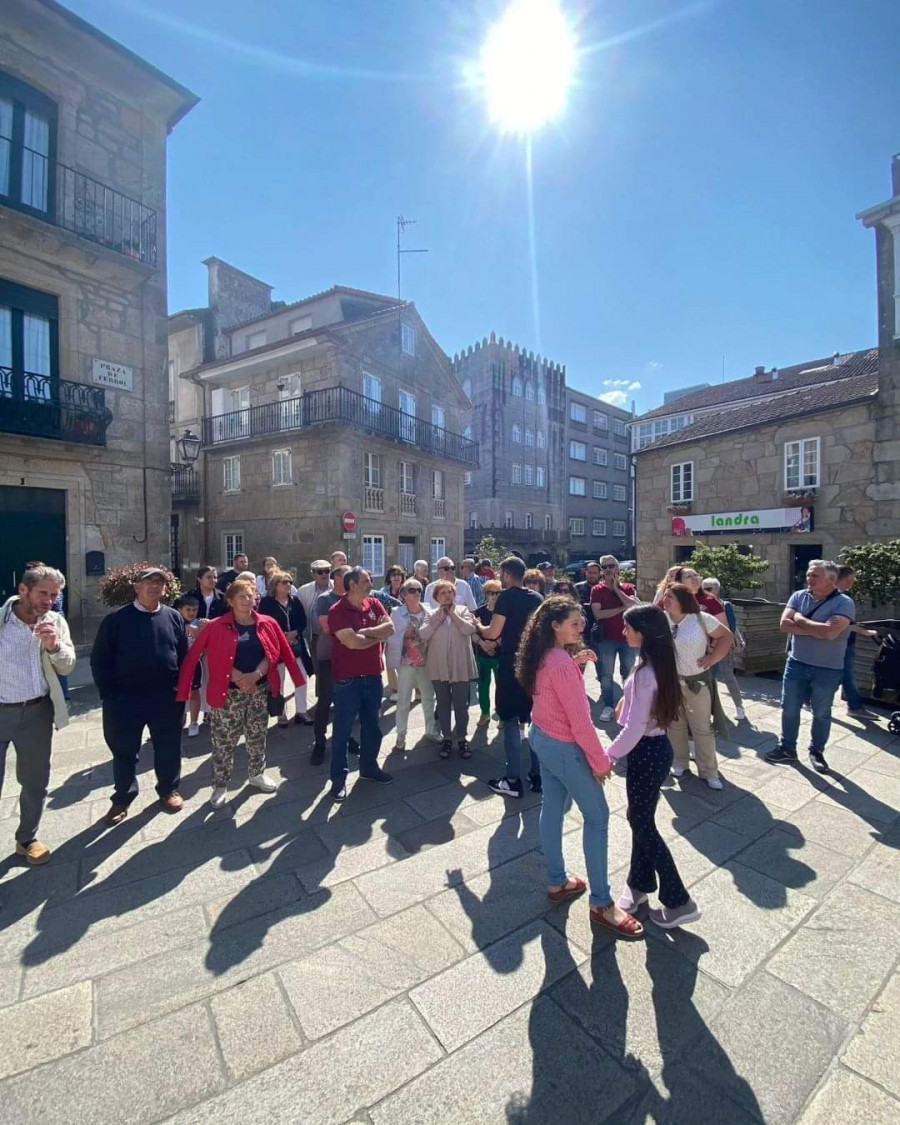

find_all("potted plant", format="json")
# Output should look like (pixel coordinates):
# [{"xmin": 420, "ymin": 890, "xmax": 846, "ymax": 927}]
[
  {"xmin": 98, "ymin": 562, "xmax": 181, "ymax": 607},
  {"xmin": 783, "ymin": 488, "xmax": 818, "ymax": 506}
]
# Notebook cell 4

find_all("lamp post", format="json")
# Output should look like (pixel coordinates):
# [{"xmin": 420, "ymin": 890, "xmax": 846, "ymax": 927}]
[{"xmin": 176, "ymin": 428, "xmax": 201, "ymax": 464}]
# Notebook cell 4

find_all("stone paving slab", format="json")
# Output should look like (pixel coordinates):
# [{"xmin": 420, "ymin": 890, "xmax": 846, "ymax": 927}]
[
  {"xmin": 0, "ymin": 980, "xmax": 92, "ymax": 1080},
  {"xmin": 797, "ymin": 1067, "xmax": 900, "ymax": 1125},
  {"xmin": 841, "ymin": 969, "xmax": 900, "ymax": 1100},
  {"xmin": 209, "ymin": 971, "xmax": 304, "ymax": 1082}
]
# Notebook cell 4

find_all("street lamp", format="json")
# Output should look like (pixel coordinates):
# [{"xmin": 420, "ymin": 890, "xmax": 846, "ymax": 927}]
[{"xmin": 176, "ymin": 428, "xmax": 201, "ymax": 464}]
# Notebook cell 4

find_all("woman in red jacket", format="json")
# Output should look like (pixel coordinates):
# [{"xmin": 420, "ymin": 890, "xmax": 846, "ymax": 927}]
[{"xmin": 177, "ymin": 579, "xmax": 304, "ymax": 808}]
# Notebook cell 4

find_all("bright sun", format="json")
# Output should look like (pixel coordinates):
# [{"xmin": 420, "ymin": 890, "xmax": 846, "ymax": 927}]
[{"xmin": 479, "ymin": 0, "xmax": 576, "ymax": 134}]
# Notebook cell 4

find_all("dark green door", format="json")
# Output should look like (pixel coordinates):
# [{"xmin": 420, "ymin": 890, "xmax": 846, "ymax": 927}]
[{"xmin": 0, "ymin": 485, "xmax": 67, "ymax": 602}]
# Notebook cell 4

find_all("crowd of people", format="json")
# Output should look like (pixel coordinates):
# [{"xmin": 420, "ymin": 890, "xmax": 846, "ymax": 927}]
[{"xmin": 0, "ymin": 549, "xmax": 876, "ymax": 939}]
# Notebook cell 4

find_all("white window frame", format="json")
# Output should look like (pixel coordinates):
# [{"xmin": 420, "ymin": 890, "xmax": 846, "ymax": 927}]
[
  {"xmin": 593, "ymin": 410, "xmax": 608, "ymax": 430},
  {"xmin": 364, "ymin": 451, "xmax": 382, "ymax": 488},
  {"xmin": 544, "ymin": 514, "xmax": 552, "ymax": 530},
  {"xmin": 512, "ymin": 376, "xmax": 523, "ymax": 397},
  {"xmin": 363, "ymin": 371, "xmax": 382, "ymax": 406},
  {"xmin": 524, "ymin": 380, "xmax": 535, "ymax": 401},
  {"xmin": 568, "ymin": 476, "xmax": 586, "ymax": 496},
  {"xmin": 245, "ymin": 329, "xmax": 266, "ymax": 351},
  {"xmin": 401, "ymin": 323, "xmax": 416, "ymax": 356},
  {"xmin": 512, "ymin": 462, "xmax": 522, "ymax": 484},
  {"xmin": 593, "ymin": 481, "xmax": 608, "ymax": 500},
  {"xmin": 525, "ymin": 511, "xmax": 533, "ymax": 529},
  {"xmin": 671, "ymin": 461, "xmax": 694, "ymax": 503},
  {"xmin": 784, "ymin": 437, "xmax": 820, "ymax": 490},
  {"xmin": 464, "ymin": 470, "xmax": 472, "ymax": 486},
  {"xmin": 537, "ymin": 383, "xmax": 546, "ymax": 405},
  {"xmin": 468, "ymin": 511, "xmax": 478, "ymax": 529},
  {"xmin": 431, "ymin": 403, "xmax": 445, "ymax": 430},
  {"xmin": 536, "ymin": 466, "xmax": 545, "ymax": 487},
  {"xmin": 223, "ymin": 455, "xmax": 241, "ymax": 493},
  {"xmin": 614, "ymin": 419, "xmax": 628, "ymax": 438},
  {"xmin": 462, "ymin": 424, "xmax": 474, "ymax": 441},
  {"xmin": 504, "ymin": 510, "xmax": 514, "ymax": 529},
  {"xmin": 537, "ymin": 430, "xmax": 546, "ymax": 449},
  {"xmin": 223, "ymin": 531, "xmax": 244, "ymax": 568},
  {"xmin": 512, "ymin": 424, "xmax": 522, "ymax": 443},
  {"xmin": 614, "ymin": 453, "xmax": 628, "ymax": 471},
  {"xmin": 272, "ymin": 448, "xmax": 292, "ymax": 487},
  {"xmin": 289, "ymin": 314, "xmax": 312, "ymax": 336},
  {"xmin": 362, "ymin": 534, "xmax": 385, "ymax": 578},
  {"xmin": 399, "ymin": 389, "xmax": 417, "ymax": 443},
  {"xmin": 613, "ymin": 485, "xmax": 627, "ymax": 502},
  {"xmin": 592, "ymin": 518, "xmax": 607, "ymax": 537},
  {"xmin": 570, "ymin": 401, "xmax": 587, "ymax": 424},
  {"xmin": 569, "ymin": 440, "xmax": 586, "ymax": 461},
  {"xmin": 524, "ymin": 464, "xmax": 534, "ymax": 486},
  {"xmin": 612, "ymin": 520, "xmax": 626, "ymax": 538},
  {"xmin": 430, "ymin": 537, "xmax": 446, "ymax": 566},
  {"xmin": 432, "ymin": 469, "xmax": 444, "ymax": 499},
  {"xmin": 400, "ymin": 460, "xmax": 415, "ymax": 494},
  {"xmin": 593, "ymin": 446, "xmax": 608, "ymax": 466},
  {"xmin": 569, "ymin": 517, "xmax": 585, "ymax": 536},
  {"xmin": 525, "ymin": 426, "xmax": 534, "ymax": 447}
]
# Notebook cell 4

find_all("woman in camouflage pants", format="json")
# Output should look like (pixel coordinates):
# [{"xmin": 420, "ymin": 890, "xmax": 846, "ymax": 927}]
[{"xmin": 210, "ymin": 685, "xmax": 269, "ymax": 787}]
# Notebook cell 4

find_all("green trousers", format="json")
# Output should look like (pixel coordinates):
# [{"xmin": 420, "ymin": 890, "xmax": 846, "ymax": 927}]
[{"xmin": 477, "ymin": 652, "xmax": 500, "ymax": 716}]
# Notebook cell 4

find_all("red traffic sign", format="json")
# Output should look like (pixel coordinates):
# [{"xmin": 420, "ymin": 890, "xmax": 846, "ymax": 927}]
[{"xmin": 341, "ymin": 511, "xmax": 357, "ymax": 532}]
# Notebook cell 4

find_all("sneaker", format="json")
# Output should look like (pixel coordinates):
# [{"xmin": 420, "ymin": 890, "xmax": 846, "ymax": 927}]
[
  {"xmin": 330, "ymin": 781, "xmax": 347, "ymax": 802},
  {"xmin": 424, "ymin": 730, "xmax": 443, "ymax": 743},
  {"xmin": 390, "ymin": 692, "xmax": 399, "ymax": 702},
  {"xmin": 15, "ymin": 840, "xmax": 50, "ymax": 865},
  {"xmin": 616, "ymin": 885, "xmax": 648, "ymax": 914},
  {"xmin": 488, "ymin": 777, "xmax": 523, "ymax": 798},
  {"xmin": 735, "ymin": 707, "xmax": 747, "ymax": 722},
  {"xmin": 348, "ymin": 737, "xmax": 360, "ymax": 756},
  {"xmin": 277, "ymin": 715, "xmax": 289, "ymax": 728},
  {"xmin": 358, "ymin": 768, "xmax": 394, "ymax": 785},
  {"xmin": 706, "ymin": 775, "xmax": 723, "ymax": 791},
  {"xmin": 809, "ymin": 750, "xmax": 829, "ymax": 774},
  {"xmin": 598, "ymin": 706, "xmax": 614, "ymax": 723},
  {"xmin": 310, "ymin": 743, "xmax": 326, "ymax": 766},
  {"xmin": 528, "ymin": 772, "xmax": 542, "ymax": 794},
  {"xmin": 491, "ymin": 711, "xmax": 500, "ymax": 722},
  {"xmin": 394, "ymin": 736, "xmax": 406, "ymax": 752},
  {"xmin": 766, "ymin": 745, "xmax": 798, "ymax": 764},
  {"xmin": 209, "ymin": 787, "xmax": 228, "ymax": 809},
  {"xmin": 476, "ymin": 713, "xmax": 490, "ymax": 727},
  {"xmin": 648, "ymin": 899, "xmax": 701, "ymax": 930},
  {"xmin": 247, "ymin": 772, "xmax": 277, "ymax": 793},
  {"xmin": 187, "ymin": 723, "xmax": 200, "ymax": 738},
  {"xmin": 670, "ymin": 766, "xmax": 686, "ymax": 778}
]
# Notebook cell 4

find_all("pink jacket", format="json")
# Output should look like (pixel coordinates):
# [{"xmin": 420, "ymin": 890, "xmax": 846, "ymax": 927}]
[{"xmin": 531, "ymin": 648, "xmax": 610, "ymax": 774}]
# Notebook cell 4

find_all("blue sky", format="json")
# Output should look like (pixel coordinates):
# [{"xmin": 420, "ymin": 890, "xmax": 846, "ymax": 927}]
[{"xmin": 68, "ymin": 0, "xmax": 900, "ymax": 412}]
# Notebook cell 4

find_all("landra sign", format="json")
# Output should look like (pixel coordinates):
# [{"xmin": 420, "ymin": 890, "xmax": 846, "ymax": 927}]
[{"xmin": 671, "ymin": 507, "xmax": 813, "ymax": 536}]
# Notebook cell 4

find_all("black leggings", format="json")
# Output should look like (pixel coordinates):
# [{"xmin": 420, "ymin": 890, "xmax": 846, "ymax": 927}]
[{"xmin": 625, "ymin": 734, "xmax": 689, "ymax": 909}]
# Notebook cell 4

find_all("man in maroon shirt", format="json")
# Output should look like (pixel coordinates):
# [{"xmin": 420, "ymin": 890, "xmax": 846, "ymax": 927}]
[
  {"xmin": 327, "ymin": 567, "xmax": 395, "ymax": 801},
  {"xmin": 590, "ymin": 555, "xmax": 639, "ymax": 722}
]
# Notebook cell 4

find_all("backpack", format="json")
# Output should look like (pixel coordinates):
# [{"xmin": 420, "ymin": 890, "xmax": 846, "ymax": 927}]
[{"xmin": 873, "ymin": 634, "xmax": 900, "ymax": 698}]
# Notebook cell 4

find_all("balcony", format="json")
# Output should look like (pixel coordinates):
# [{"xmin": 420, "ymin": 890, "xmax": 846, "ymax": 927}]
[
  {"xmin": 201, "ymin": 385, "xmax": 479, "ymax": 466},
  {"xmin": 399, "ymin": 492, "xmax": 417, "ymax": 516},
  {"xmin": 172, "ymin": 466, "xmax": 200, "ymax": 502},
  {"xmin": 433, "ymin": 497, "xmax": 446, "ymax": 519},
  {"xmin": 0, "ymin": 369, "xmax": 111, "ymax": 445},
  {"xmin": 364, "ymin": 486, "xmax": 384, "ymax": 512},
  {"xmin": 2, "ymin": 141, "xmax": 158, "ymax": 267}
]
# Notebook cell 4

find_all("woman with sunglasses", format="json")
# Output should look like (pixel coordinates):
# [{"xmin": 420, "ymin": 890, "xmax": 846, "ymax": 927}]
[
  {"xmin": 473, "ymin": 579, "xmax": 502, "ymax": 726},
  {"xmin": 385, "ymin": 579, "xmax": 440, "ymax": 751}
]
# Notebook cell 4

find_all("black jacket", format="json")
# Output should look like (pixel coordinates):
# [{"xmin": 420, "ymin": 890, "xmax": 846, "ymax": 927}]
[
  {"xmin": 91, "ymin": 603, "xmax": 187, "ymax": 699},
  {"xmin": 258, "ymin": 594, "xmax": 313, "ymax": 675},
  {"xmin": 216, "ymin": 569, "xmax": 240, "ymax": 592},
  {"xmin": 187, "ymin": 587, "xmax": 228, "ymax": 620}
]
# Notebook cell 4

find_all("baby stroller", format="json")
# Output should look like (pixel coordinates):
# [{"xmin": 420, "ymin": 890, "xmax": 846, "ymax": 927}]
[{"xmin": 871, "ymin": 633, "xmax": 900, "ymax": 734}]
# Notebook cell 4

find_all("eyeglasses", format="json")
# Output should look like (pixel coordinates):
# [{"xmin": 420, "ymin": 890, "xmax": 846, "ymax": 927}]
[
  {"xmin": 314, "ymin": 568, "xmax": 330, "ymax": 575},
  {"xmin": 438, "ymin": 565, "xmax": 455, "ymax": 571},
  {"xmin": 601, "ymin": 565, "xmax": 617, "ymax": 570}
]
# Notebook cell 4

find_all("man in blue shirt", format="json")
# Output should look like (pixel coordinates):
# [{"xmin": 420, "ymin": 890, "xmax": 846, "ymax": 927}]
[{"xmin": 766, "ymin": 559, "xmax": 855, "ymax": 773}]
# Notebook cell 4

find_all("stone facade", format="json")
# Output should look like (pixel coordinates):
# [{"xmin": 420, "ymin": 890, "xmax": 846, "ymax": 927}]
[{"xmin": 0, "ymin": 0, "xmax": 196, "ymax": 642}]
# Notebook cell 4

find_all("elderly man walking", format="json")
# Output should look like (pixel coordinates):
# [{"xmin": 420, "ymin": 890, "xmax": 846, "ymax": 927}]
[
  {"xmin": 0, "ymin": 565, "xmax": 75, "ymax": 864},
  {"xmin": 767, "ymin": 560, "xmax": 855, "ymax": 774},
  {"xmin": 91, "ymin": 567, "xmax": 188, "ymax": 824},
  {"xmin": 424, "ymin": 557, "xmax": 477, "ymax": 611}
]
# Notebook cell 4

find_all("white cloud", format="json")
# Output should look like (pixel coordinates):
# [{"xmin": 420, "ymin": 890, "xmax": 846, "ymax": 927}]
[
  {"xmin": 645, "ymin": 361, "xmax": 664, "ymax": 372},
  {"xmin": 599, "ymin": 391, "xmax": 628, "ymax": 407},
  {"xmin": 601, "ymin": 379, "xmax": 642, "ymax": 392}
]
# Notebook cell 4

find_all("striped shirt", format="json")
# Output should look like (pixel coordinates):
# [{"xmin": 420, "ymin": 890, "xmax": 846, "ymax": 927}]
[{"xmin": 0, "ymin": 604, "xmax": 49, "ymax": 703}]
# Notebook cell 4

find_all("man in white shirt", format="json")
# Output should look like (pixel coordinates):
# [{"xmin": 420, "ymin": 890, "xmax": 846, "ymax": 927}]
[
  {"xmin": 424, "ymin": 558, "xmax": 477, "ymax": 611},
  {"xmin": 0, "ymin": 565, "xmax": 75, "ymax": 865},
  {"xmin": 297, "ymin": 560, "xmax": 334, "ymax": 660}
]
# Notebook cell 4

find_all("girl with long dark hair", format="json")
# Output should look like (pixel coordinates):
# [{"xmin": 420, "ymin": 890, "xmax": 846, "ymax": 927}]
[
  {"xmin": 519, "ymin": 596, "xmax": 644, "ymax": 939},
  {"xmin": 607, "ymin": 604, "xmax": 700, "ymax": 930}
]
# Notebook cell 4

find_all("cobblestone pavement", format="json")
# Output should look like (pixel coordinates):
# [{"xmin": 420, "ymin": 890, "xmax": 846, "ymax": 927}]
[{"xmin": 1, "ymin": 671, "xmax": 898, "ymax": 1124}]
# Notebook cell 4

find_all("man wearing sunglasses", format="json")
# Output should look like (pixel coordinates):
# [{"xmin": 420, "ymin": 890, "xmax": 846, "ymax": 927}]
[
  {"xmin": 590, "ymin": 555, "xmax": 639, "ymax": 723},
  {"xmin": 424, "ymin": 557, "xmax": 477, "ymax": 612},
  {"xmin": 298, "ymin": 560, "xmax": 333, "ymax": 670}
]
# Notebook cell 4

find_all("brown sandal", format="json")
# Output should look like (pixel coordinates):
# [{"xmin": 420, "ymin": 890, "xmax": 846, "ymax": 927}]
[
  {"xmin": 548, "ymin": 877, "xmax": 586, "ymax": 904},
  {"xmin": 590, "ymin": 906, "xmax": 645, "ymax": 940}
]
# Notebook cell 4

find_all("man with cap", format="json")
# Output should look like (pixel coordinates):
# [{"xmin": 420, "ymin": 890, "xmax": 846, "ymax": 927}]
[
  {"xmin": 536, "ymin": 561, "xmax": 555, "ymax": 582},
  {"xmin": 91, "ymin": 567, "xmax": 188, "ymax": 825},
  {"xmin": 297, "ymin": 559, "xmax": 333, "ymax": 666}
]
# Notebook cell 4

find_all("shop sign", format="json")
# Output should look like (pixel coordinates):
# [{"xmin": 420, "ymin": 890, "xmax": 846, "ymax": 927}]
[{"xmin": 671, "ymin": 507, "xmax": 814, "ymax": 536}]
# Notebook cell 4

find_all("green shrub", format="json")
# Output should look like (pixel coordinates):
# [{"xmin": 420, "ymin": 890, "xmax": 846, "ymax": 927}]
[
  {"xmin": 838, "ymin": 541, "xmax": 900, "ymax": 606},
  {"xmin": 683, "ymin": 542, "xmax": 770, "ymax": 596}
]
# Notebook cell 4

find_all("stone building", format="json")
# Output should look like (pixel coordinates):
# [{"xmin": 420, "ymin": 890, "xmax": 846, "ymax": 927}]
[
  {"xmin": 453, "ymin": 334, "xmax": 566, "ymax": 564},
  {"xmin": 169, "ymin": 259, "xmax": 475, "ymax": 581},
  {"xmin": 0, "ymin": 0, "xmax": 197, "ymax": 641},
  {"xmin": 563, "ymin": 385, "xmax": 633, "ymax": 561}
]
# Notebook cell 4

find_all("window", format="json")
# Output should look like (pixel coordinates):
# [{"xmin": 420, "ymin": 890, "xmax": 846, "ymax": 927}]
[
  {"xmin": 272, "ymin": 448, "xmax": 291, "ymax": 486},
  {"xmin": 593, "ymin": 410, "xmax": 608, "ymax": 430},
  {"xmin": 289, "ymin": 314, "xmax": 312, "ymax": 335},
  {"xmin": 401, "ymin": 323, "xmax": 416, "ymax": 356},
  {"xmin": 537, "ymin": 382, "xmax": 546, "ymax": 404},
  {"xmin": 537, "ymin": 430, "xmax": 546, "ymax": 449},
  {"xmin": 278, "ymin": 373, "xmax": 302, "ymax": 429},
  {"xmin": 544, "ymin": 514, "xmax": 552, "ymax": 530},
  {"xmin": 614, "ymin": 419, "xmax": 628, "ymax": 438},
  {"xmin": 592, "ymin": 519, "xmax": 607, "ymax": 538},
  {"xmin": 536, "ymin": 466, "xmax": 545, "ymax": 487},
  {"xmin": 245, "ymin": 330, "xmax": 266, "ymax": 351},
  {"xmin": 569, "ymin": 440, "xmax": 586, "ymax": 461},
  {"xmin": 363, "ymin": 371, "xmax": 382, "ymax": 405},
  {"xmin": 399, "ymin": 389, "xmax": 416, "ymax": 443},
  {"xmin": 431, "ymin": 404, "xmax": 445, "ymax": 430},
  {"xmin": 512, "ymin": 463, "xmax": 522, "ymax": 484},
  {"xmin": 525, "ymin": 512, "xmax": 533, "ymax": 529},
  {"xmin": 400, "ymin": 460, "xmax": 415, "ymax": 494},
  {"xmin": 464, "ymin": 470, "xmax": 472, "ymax": 486},
  {"xmin": 524, "ymin": 464, "xmax": 534, "ymax": 486},
  {"xmin": 525, "ymin": 380, "xmax": 535, "ymax": 401},
  {"xmin": 469, "ymin": 511, "xmax": 478, "ymax": 529},
  {"xmin": 569, "ymin": 476, "xmax": 586, "ymax": 496},
  {"xmin": 593, "ymin": 481, "xmax": 608, "ymax": 500},
  {"xmin": 0, "ymin": 75, "xmax": 56, "ymax": 215},
  {"xmin": 512, "ymin": 376, "xmax": 523, "ymax": 397},
  {"xmin": 671, "ymin": 461, "xmax": 694, "ymax": 502},
  {"xmin": 0, "ymin": 279, "xmax": 58, "ymax": 401},
  {"xmin": 634, "ymin": 414, "xmax": 693, "ymax": 450},
  {"xmin": 613, "ymin": 520, "xmax": 626, "ymax": 538},
  {"xmin": 363, "ymin": 534, "xmax": 385, "ymax": 578},
  {"xmin": 462, "ymin": 424, "xmax": 473, "ymax": 441},
  {"xmin": 613, "ymin": 485, "xmax": 627, "ymax": 502},
  {"xmin": 223, "ymin": 455, "xmax": 241, "ymax": 492},
  {"xmin": 570, "ymin": 401, "xmax": 587, "ymax": 424},
  {"xmin": 512, "ymin": 424, "xmax": 522, "ymax": 443},
  {"xmin": 784, "ymin": 438, "xmax": 820, "ymax": 490},
  {"xmin": 462, "ymin": 378, "xmax": 472, "ymax": 400},
  {"xmin": 167, "ymin": 359, "xmax": 175, "ymax": 405},
  {"xmin": 504, "ymin": 510, "xmax": 514, "ymax": 529},
  {"xmin": 525, "ymin": 426, "xmax": 534, "ymax": 446},
  {"xmin": 432, "ymin": 469, "xmax": 444, "ymax": 498},
  {"xmin": 569, "ymin": 517, "xmax": 585, "ymax": 536},
  {"xmin": 364, "ymin": 451, "xmax": 381, "ymax": 488},
  {"xmin": 593, "ymin": 447, "xmax": 608, "ymax": 467},
  {"xmin": 614, "ymin": 453, "xmax": 628, "ymax": 471},
  {"xmin": 430, "ymin": 537, "xmax": 446, "ymax": 566},
  {"xmin": 223, "ymin": 532, "xmax": 244, "ymax": 568}
]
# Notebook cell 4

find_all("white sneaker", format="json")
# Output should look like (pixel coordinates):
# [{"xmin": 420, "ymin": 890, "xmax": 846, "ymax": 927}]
[
  {"xmin": 599, "ymin": 706, "xmax": 614, "ymax": 723},
  {"xmin": 688, "ymin": 740, "xmax": 696, "ymax": 760},
  {"xmin": 188, "ymin": 723, "xmax": 200, "ymax": 738},
  {"xmin": 735, "ymin": 707, "xmax": 746, "ymax": 722},
  {"xmin": 247, "ymin": 772, "xmax": 277, "ymax": 793},
  {"xmin": 390, "ymin": 692, "xmax": 399, "ymax": 702},
  {"xmin": 209, "ymin": 787, "xmax": 228, "ymax": 809},
  {"xmin": 706, "ymin": 776, "xmax": 723, "ymax": 791},
  {"xmin": 424, "ymin": 731, "xmax": 443, "ymax": 743},
  {"xmin": 670, "ymin": 766, "xmax": 686, "ymax": 778}
]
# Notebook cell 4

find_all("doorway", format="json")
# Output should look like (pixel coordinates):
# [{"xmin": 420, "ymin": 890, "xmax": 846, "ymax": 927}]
[
  {"xmin": 397, "ymin": 537, "xmax": 416, "ymax": 576},
  {"xmin": 791, "ymin": 543, "xmax": 823, "ymax": 594},
  {"xmin": 0, "ymin": 485, "xmax": 67, "ymax": 603}
]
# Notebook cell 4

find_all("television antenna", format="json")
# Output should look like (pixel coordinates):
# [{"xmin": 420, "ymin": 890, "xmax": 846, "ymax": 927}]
[{"xmin": 396, "ymin": 215, "xmax": 428, "ymax": 299}]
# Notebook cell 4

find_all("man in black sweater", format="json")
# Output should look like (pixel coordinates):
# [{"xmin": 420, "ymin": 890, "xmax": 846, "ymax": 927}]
[
  {"xmin": 91, "ymin": 568, "xmax": 188, "ymax": 825},
  {"xmin": 217, "ymin": 554, "xmax": 249, "ymax": 593}
]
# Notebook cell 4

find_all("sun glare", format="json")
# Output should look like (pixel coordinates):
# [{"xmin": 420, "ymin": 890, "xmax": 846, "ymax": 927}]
[{"xmin": 479, "ymin": 0, "xmax": 576, "ymax": 134}]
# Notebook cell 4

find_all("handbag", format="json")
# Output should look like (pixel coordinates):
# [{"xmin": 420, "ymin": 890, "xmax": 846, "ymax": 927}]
[{"xmin": 267, "ymin": 691, "xmax": 285, "ymax": 718}]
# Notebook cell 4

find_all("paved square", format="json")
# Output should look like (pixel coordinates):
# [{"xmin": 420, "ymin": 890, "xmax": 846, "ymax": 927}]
[{"xmin": 1, "ymin": 672, "xmax": 898, "ymax": 1124}]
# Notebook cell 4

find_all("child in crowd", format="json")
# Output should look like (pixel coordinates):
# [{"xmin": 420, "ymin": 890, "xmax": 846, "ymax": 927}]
[{"xmin": 174, "ymin": 594, "xmax": 204, "ymax": 736}]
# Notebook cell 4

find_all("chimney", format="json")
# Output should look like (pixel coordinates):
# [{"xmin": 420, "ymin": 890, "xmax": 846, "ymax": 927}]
[{"xmin": 753, "ymin": 365, "xmax": 770, "ymax": 382}]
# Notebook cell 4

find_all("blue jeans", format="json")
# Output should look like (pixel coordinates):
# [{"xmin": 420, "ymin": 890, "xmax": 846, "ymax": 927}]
[
  {"xmin": 593, "ymin": 640, "xmax": 636, "ymax": 708},
  {"xmin": 780, "ymin": 658, "xmax": 844, "ymax": 754},
  {"xmin": 531, "ymin": 725, "xmax": 611, "ymax": 908},
  {"xmin": 502, "ymin": 719, "xmax": 540, "ymax": 785},
  {"xmin": 842, "ymin": 642, "xmax": 863, "ymax": 711},
  {"xmin": 330, "ymin": 675, "xmax": 383, "ymax": 782}
]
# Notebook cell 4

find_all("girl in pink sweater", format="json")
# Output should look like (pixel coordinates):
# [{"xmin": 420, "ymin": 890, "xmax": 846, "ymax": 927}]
[{"xmin": 519, "ymin": 596, "xmax": 644, "ymax": 940}]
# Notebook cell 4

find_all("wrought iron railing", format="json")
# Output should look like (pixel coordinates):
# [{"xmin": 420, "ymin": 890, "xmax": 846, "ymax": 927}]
[
  {"xmin": 0, "ymin": 368, "xmax": 111, "ymax": 445},
  {"xmin": 172, "ymin": 466, "xmax": 200, "ymax": 501},
  {"xmin": 2, "ymin": 141, "xmax": 158, "ymax": 266},
  {"xmin": 202, "ymin": 385, "xmax": 479, "ymax": 466}
]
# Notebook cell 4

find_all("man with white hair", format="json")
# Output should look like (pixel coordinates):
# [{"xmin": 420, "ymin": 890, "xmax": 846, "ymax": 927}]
[
  {"xmin": 767, "ymin": 560, "xmax": 855, "ymax": 773},
  {"xmin": 0, "ymin": 565, "xmax": 75, "ymax": 864},
  {"xmin": 424, "ymin": 558, "xmax": 477, "ymax": 611}
]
